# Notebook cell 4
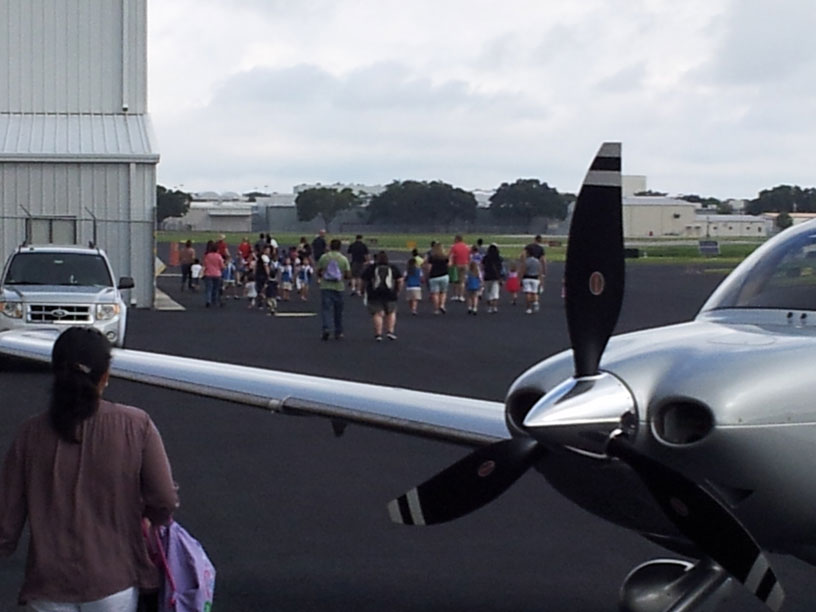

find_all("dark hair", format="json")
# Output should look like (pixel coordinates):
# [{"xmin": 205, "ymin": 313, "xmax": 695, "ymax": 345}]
[
  {"xmin": 376, "ymin": 250, "xmax": 388, "ymax": 265},
  {"xmin": 330, "ymin": 238, "xmax": 342, "ymax": 250},
  {"xmin": 50, "ymin": 327, "xmax": 112, "ymax": 443},
  {"xmin": 407, "ymin": 257, "xmax": 417, "ymax": 272}
]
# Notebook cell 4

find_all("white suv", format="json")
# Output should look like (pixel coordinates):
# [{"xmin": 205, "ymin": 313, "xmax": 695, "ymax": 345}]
[{"xmin": 0, "ymin": 245, "xmax": 133, "ymax": 347}]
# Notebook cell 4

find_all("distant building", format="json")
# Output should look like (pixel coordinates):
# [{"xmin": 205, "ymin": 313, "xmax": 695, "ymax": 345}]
[
  {"xmin": 622, "ymin": 175, "xmax": 648, "ymax": 197},
  {"xmin": 687, "ymin": 214, "xmax": 770, "ymax": 238},
  {"xmin": 623, "ymin": 196, "xmax": 770, "ymax": 238},
  {"xmin": 623, "ymin": 196, "xmax": 697, "ymax": 237},
  {"xmin": 763, "ymin": 212, "xmax": 816, "ymax": 227}
]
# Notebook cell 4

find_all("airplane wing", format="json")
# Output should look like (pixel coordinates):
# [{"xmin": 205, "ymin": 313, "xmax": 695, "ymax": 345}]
[{"xmin": 0, "ymin": 328, "xmax": 508, "ymax": 447}]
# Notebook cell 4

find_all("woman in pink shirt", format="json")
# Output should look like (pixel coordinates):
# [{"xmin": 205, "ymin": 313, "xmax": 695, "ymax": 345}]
[
  {"xmin": 203, "ymin": 240, "xmax": 225, "ymax": 308},
  {"xmin": 0, "ymin": 327, "xmax": 179, "ymax": 611}
]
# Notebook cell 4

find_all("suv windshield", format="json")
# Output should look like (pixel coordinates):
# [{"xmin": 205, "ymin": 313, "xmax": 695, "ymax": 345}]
[
  {"xmin": 703, "ymin": 223, "xmax": 816, "ymax": 312},
  {"xmin": 4, "ymin": 252, "xmax": 113, "ymax": 287}
]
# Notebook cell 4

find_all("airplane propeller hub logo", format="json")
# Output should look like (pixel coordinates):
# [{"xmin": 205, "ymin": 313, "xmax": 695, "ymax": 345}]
[
  {"xmin": 589, "ymin": 272, "xmax": 605, "ymax": 296},
  {"xmin": 478, "ymin": 460, "xmax": 496, "ymax": 478}
]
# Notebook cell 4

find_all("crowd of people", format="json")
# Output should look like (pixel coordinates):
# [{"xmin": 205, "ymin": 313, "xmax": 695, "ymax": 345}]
[{"xmin": 175, "ymin": 231, "xmax": 551, "ymax": 340}]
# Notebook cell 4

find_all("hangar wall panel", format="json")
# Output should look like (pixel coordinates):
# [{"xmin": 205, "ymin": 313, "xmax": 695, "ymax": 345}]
[
  {"xmin": 0, "ymin": 0, "xmax": 147, "ymax": 113},
  {"xmin": 0, "ymin": 161, "xmax": 155, "ymax": 307}
]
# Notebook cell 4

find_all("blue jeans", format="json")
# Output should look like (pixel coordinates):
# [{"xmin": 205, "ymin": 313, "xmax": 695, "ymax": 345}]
[
  {"xmin": 204, "ymin": 276, "xmax": 221, "ymax": 306},
  {"xmin": 321, "ymin": 289, "xmax": 344, "ymax": 335}
]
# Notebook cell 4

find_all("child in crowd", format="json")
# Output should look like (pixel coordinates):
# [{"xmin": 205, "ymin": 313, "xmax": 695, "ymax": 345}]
[
  {"xmin": 465, "ymin": 260, "xmax": 482, "ymax": 315},
  {"xmin": 190, "ymin": 258, "xmax": 202, "ymax": 291},
  {"xmin": 469, "ymin": 244, "xmax": 483, "ymax": 266},
  {"xmin": 266, "ymin": 257, "xmax": 279, "ymax": 315},
  {"xmin": 296, "ymin": 257, "xmax": 313, "ymax": 301},
  {"xmin": 244, "ymin": 273, "xmax": 257, "ymax": 307},
  {"xmin": 505, "ymin": 262, "xmax": 520, "ymax": 305},
  {"xmin": 221, "ymin": 254, "xmax": 238, "ymax": 301},
  {"xmin": 280, "ymin": 257, "xmax": 294, "ymax": 301},
  {"xmin": 404, "ymin": 256, "xmax": 423, "ymax": 315}
]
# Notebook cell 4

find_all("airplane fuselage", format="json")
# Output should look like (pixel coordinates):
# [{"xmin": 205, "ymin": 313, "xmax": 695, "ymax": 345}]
[{"xmin": 507, "ymin": 310, "xmax": 816, "ymax": 563}]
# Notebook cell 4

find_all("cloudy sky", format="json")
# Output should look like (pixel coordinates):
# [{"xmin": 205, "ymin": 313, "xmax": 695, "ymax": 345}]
[{"xmin": 147, "ymin": 0, "xmax": 815, "ymax": 199}]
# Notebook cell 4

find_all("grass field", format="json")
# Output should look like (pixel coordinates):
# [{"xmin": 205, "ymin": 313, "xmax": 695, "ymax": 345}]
[{"xmin": 156, "ymin": 230, "xmax": 764, "ymax": 266}]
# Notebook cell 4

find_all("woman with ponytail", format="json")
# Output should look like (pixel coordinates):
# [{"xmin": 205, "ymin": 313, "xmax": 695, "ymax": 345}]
[{"xmin": 1, "ymin": 327, "xmax": 179, "ymax": 612}]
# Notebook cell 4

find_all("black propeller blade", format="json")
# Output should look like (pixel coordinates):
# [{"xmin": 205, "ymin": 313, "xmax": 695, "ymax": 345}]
[
  {"xmin": 564, "ymin": 142, "xmax": 625, "ymax": 378},
  {"xmin": 388, "ymin": 143, "xmax": 627, "ymax": 526},
  {"xmin": 388, "ymin": 438, "xmax": 543, "ymax": 525},
  {"xmin": 607, "ymin": 434, "xmax": 784, "ymax": 612}
]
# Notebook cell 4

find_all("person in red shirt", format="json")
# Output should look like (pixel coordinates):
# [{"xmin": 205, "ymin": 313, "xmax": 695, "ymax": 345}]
[
  {"xmin": 237, "ymin": 237, "xmax": 252, "ymax": 262},
  {"xmin": 448, "ymin": 235, "xmax": 470, "ymax": 303},
  {"xmin": 215, "ymin": 234, "xmax": 229, "ymax": 258}
]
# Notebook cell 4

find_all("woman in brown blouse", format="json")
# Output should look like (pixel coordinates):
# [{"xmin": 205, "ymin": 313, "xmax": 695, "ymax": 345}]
[{"xmin": 0, "ymin": 327, "xmax": 179, "ymax": 611}]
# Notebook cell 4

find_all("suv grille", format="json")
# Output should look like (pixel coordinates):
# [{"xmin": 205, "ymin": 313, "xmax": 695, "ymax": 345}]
[{"xmin": 28, "ymin": 304, "xmax": 92, "ymax": 323}]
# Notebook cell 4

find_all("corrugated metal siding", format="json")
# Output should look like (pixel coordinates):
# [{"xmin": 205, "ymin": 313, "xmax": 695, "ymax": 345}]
[
  {"xmin": 0, "ymin": 113, "xmax": 158, "ymax": 160},
  {"xmin": 0, "ymin": 0, "xmax": 146, "ymax": 113},
  {"xmin": 0, "ymin": 162, "xmax": 155, "ymax": 307}
]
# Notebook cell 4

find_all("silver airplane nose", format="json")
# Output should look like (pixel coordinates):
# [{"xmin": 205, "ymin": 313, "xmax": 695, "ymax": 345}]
[{"xmin": 523, "ymin": 372, "xmax": 636, "ymax": 456}]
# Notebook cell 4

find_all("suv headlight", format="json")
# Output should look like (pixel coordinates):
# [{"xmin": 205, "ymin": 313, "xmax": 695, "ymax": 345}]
[
  {"xmin": 95, "ymin": 303, "xmax": 121, "ymax": 320},
  {"xmin": 1, "ymin": 301, "xmax": 23, "ymax": 319}
]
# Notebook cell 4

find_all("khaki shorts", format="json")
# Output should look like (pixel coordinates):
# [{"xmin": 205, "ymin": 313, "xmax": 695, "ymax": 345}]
[
  {"xmin": 405, "ymin": 287, "xmax": 422, "ymax": 301},
  {"xmin": 367, "ymin": 299, "xmax": 397, "ymax": 315},
  {"xmin": 484, "ymin": 280, "xmax": 501, "ymax": 301}
]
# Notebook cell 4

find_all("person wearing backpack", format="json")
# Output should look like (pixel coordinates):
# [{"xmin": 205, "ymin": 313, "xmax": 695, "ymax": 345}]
[
  {"xmin": 0, "ymin": 327, "xmax": 179, "ymax": 612},
  {"xmin": 317, "ymin": 238, "xmax": 350, "ymax": 340},
  {"xmin": 361, "ymin": 251, "xmax": 403, "ymax": 341}
]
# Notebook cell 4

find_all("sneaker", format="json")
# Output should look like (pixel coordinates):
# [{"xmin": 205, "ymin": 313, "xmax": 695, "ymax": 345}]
[
  {"xmin": 434, "ymin": 309, "xmax": 441, "ymax": 315},
  {"xmin": 375, "ymin": 334, "xmax": 383, "ymax": 341},
  {"xmin": 335, "ymin": 332, "xmax": 344, "ymax": 340},
  {"xmin": 440, "ymin": 306, "xmax": 446, "ymax": 314},
  {"xmin": 525, "ymin": 308, "xmax": 533, "ymax": 314},
  {"xmin": 533, "ymin": 302, "xmax": 540, "ymax": 312},
  {"xmin": 386, "ymin": 332, "xmax": 397, "ymax": 341},
  {"xmin": 321, "ymin": 331, "xmax": 330, "ymax": 341}
]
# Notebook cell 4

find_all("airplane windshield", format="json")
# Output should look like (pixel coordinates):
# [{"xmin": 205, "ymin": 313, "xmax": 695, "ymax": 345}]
[{"xmin": 702, "ymin": 221, "xmax": 816, "ymax": 312}]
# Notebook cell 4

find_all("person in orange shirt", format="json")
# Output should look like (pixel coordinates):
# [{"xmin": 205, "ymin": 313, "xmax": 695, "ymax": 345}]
[{"xmin": 448, "ymin": 235, "xmax": 470, "ymax": 303}]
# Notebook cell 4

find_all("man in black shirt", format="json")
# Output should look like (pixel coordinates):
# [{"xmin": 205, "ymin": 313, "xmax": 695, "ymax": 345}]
[
  {"xmin": 312, "ymin": 229, "xmax": 327, "ymax": 263},
  {"xmin": 347, "ymin": 234, "xmax": 370, "ymax": 296},
  {"xmin": 525, "ymin": 234, "xmax": 545, "ymax": 260},
  {"xmin": 523, "ymin": 234, "xmax": 547, "ymax": 311}
]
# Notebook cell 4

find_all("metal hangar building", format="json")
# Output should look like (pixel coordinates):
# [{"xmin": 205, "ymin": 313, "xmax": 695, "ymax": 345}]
[{"xmin": 0, "ymin": 0, "xmax": 157, "ymax": 308}]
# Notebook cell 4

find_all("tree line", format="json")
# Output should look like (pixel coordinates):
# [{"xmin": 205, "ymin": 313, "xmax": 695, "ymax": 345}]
[
  {"xmin": 294, "ymin": 179, "xmax": 571, "ymax": 230},
  {"xmin": 156, "ymin": 181, "xmax": 816, "ymax": 230}
]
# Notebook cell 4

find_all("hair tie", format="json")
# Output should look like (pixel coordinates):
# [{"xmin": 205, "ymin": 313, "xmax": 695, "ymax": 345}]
[{"xmin": 74, "ymin": 363, "xmax": 92, "ymax": 375}]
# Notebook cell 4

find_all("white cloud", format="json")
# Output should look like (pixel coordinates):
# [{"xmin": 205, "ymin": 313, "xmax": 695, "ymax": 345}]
[{"xmin": 148, "ymin": 0, "xmax": 816, "ymax": 199}]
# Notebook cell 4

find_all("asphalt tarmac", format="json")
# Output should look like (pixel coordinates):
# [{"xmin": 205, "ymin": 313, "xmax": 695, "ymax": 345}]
[{"xmin": 2, "ymin": 262, "xmax": 815, "ymax": 611}]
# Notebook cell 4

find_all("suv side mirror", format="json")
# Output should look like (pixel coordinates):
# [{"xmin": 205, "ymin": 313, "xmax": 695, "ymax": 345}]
[{"xmin": 118, "ymin": 277, "xmax": 135, "ymax": 290}]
